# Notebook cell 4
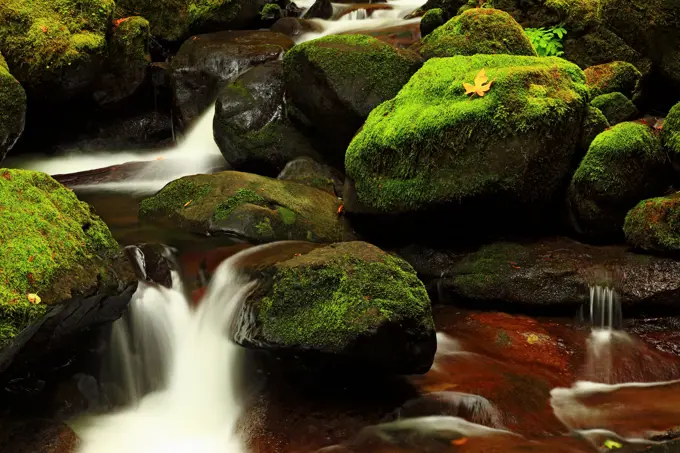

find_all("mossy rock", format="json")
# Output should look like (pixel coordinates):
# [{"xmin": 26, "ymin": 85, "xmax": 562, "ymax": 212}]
[
  {"xmin": 420, "ymin": 9, "xmax": 446, "ymax": 38},
  {"xmin": 0, "ymin": 169, "xmax": 124, "ymax": 347},
  {"xmin": 584, "ymin": 61, "xmax": 641, "ymax": 98},
  {"xmin": 235, "ymin": 241, "xmax": 436, "ymax": 374},
  {"xmin": 662, "ymin": 101, "xmax": 680, "ymax": 156},
  {"xmin": 590, "ymin": 92, "xmax": 637, "ymax": 125},
  {"xmin": 567, "ymin": 122, "xmax": 669, "ymax": 239},
  {"xmin": 414, "ymin": 8, "xmax": 537, "ymax": 59},
  {"xmin": 0, "ymin": 54, "xmax": 26, "ymax": 163},
  {"xmin": 139, "ymin": 171, "xmax": 352, "ymax": 243},
  {"xmin": 283, "ymin": 34, "xmax": 423, "ymax": 166},
  {"xmin": 277, "ymin": 156, "xmax": 344, "ymax": 197},
  {"xmin": 477, "ymin": 0, "xmax": 601, "ymax": 32},
  {"xmin": 115, "ymin": 0, "xmax": 241, "ymax": 42},
  {"xmin": 407, "ymin": 0, "xmax": 468, "ymax": 19},
  {"xmin": 624, "ymin": 194, "xmax": 680, "ymax": 254},
  {"xmin": 0, "ymin": 0, "xmax": 114, "ymax": 99},
  {"xmin": 345, "ymin": 54, "xmax": 588, "ymax": 217},
  {"xmin": 580, "ymin": 106, "xmax": 609, "ymax": 152}
]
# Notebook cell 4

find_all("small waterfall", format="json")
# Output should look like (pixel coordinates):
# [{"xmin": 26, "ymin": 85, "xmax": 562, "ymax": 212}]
[
  {"xmin": 340, "ymin": 8, "xmax": 368, "ymax": 21},
  {"xmin": 588, "ymin": 285, "xmax": 621, "ymax": 331}
]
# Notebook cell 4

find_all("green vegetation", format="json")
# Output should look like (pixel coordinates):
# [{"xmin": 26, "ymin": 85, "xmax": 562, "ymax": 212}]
[
  {"xmin": 453, "ymin": 242, "xmax": 528, "ymax": 292},
  {"xmin": 584, "ymin": 61, "xmax": 641, "ymax": 98},
  {"xmin": 260, "ymin": 3, "xmax": 281, "ymax": 20},
  {"xmin": 0, "ymin": 53, "xmax": 26, "ymax": 159},
  {"xmin": 420, "ymin": 8, "xmax": 445, "ymax": 38},
  {"xmin": 139, "ymin": 179, "xmax": 212, "ymax": 218},
  {"xmin": 662, "ymin": 102, "xmax": 680, "ymax": 156},
  {"xmin": 213, "ymin": 188, "xmax": 266, "ymax": 221},
  {"xmin": 418, "ymin": 8, "xmax": 537, "ymax": 59},
  {"xmin": 624, "ymin": 194, "xmax": 680, "ymax": 253},
  {"xmin": 590, "ymin": 92, "xmax": 637, "ymax": 125},
  {"xmin": 580, "ymin": 106, "xmax": 609, "ymax": 151},
  {"xmin": 525, "ymin": 25, "xmax": 567, "ymax": 57}
]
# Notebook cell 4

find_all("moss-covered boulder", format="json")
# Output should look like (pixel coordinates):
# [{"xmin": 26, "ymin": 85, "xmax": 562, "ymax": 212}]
[
  {"xmin": 476, "ymin": 0, "xmax": 601, "ymax": 32},
  {"xmin": 624, "ymin": 194, "xmax": 680, "ymax": 254},
  {"xmin": 0, "ymin": 55, "xmax": 26, "ymax": 163},
  {"xmin": 584, "ymin": 61, "xmax": 641, "ymax": 98},
  {"xmin": 344, "ymin": 54, "xmax": 588, "ymax": 219},
  {"xmin": 283, "ymin": 34, "xmax": 422, "ymax": 167},
  {"xmin": 662, "ymin": 101, "xmax": 680, "ymax": 156},
  {"xmin": 277, "ymin": 156, "xmax": 344, "ymax": 197},
  {"xmin": 580, "ymin": 105, "xmax": 610, "ymax": 151},
  {"xmin": 234, "ymin": 241, "xmax": 437, "ymax": 374},
  {"xmin": 139, "ymin": 171, "xmax": 352, "ymax": 243},
  {"xmin": 213, "ymin": 61, "xmax": 320, "ymax": 176},
  {"xmin": 414, "ymin": 8, "xmax": 537, "ymax": 59},
  {"xmin": 0, "ymin": 0, "xmax": 114, "ymax": 100},
  {"xmin": 420, "ymin": 9, "xmax": 446, "ymax": 38},
  {"xmin": 590, "ymin": 92, "xmax": 637, "ymax": 125},
  {"xmin": 567, "ymin": 122, "xmax": 669, "ymax": 239},
  {"xmin": 0, "ymin": 169, "xmax": 132, "ymax": 347},
  {"xmin": 407, "ymin": 0, "xmax": 467, "ymax": 19}
]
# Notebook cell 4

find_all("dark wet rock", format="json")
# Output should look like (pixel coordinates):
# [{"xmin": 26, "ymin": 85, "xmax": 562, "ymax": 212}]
[
  {"xmin": 413, "ymin": 8, "xmax": 537, "ymax": 59},
  {"xmin": 624, "ymin": 193, "xmax": 680, "ymax": 254},
  {"xmin": 590, "ymin": 92, "xmax": 638, "ymax": 126},
  {"xmin": 398, "ymin": 236, "xmax": 680, "ymax": 308},
  {"xmin": 585, "ymin": 61, "xmax": 642, "ymax": 99},
  {"xmin": 94, "ymin": 17, "xmax": 150, "ymax": 106},
  {"xmin": 270, "ymin": 17, "xmax": 323, "ymax": 37},
  {"xmin": 643, "ymin": 439, "xmax": 680, "ymax": 453},
  {"xmin": 171, "ymin": 31, "xmax": 294, "ymax": 128},
  {"xmin": 471, "ymin": 0, "xmax": 599, "ymax": 33},
  {"xmin": 304, "ymin": 0, "xmax": 333, "ymax": 19},
  {"xmin": 213, "ymin": 61, "xmax": 320, "ymax": 176},
  {"xmin": 406, "ymin": 0, "xmax": 467, "ymax": 19},
  {"xmin": 567, "ymin": 122, "xmax": 667, "ymax": 240},
  {"xmin": 124, "ymin": 244, "xmax": 175, "ymax": 288},
  {"xmin": 277, "ymin": 156, "xmax": 344, "ymax": 196},
  {"xmin": 419, "ymin": 9, "xmax": 445, "ymax": 38},
  {"xmin": 580, "ymin": 106, "xmax": 609, "ymax": 152},
  {"xmin": 0, "ymin": 419, "xmax": 79, "ymax": 453},
  {"xmin": 234, "ymin": 241, "xmax": 437, "ymax": 374},
  {"xmin": 283, "ymin": 34, "xmax": 422, "ymax": 167},
  {"xmin": 139, "ymin": 171, "xmax": 352, "ymax": 243},
  {"xmin": 0, "ymin": 54, "xmax": 26, "ymax": 163}
]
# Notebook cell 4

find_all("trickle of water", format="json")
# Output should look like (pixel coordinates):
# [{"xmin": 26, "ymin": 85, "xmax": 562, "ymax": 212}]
[
  {"xmin": 588, "ymin": 285, "xmax": 621, "ymax": 331},
  {"xmin": 340, "ymin": 9, "xmax": 368, "ymax": 21}
]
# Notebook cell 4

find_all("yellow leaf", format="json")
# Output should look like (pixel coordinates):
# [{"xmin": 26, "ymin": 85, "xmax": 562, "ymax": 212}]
[
  {"xmin": 526, "ymin": 333, "xmax": 540, "ymax": 344},
  {"xmin": 27, "ymin": 293, "xmax": 41, "ymax": 304},
  {"xmin": 474, "ymin": 68, "xmax": 489, "ymax": 86},
  {"xmin": 463, "ymin": 69, "xmax": 494, "ymax": 98},
  {"xmin": 604, "ymin": 440, "xmax": 622, "ymax": 449},
  {"xmin": 183, "ymin": 200, "xmax": 193, "ymax": 207}
]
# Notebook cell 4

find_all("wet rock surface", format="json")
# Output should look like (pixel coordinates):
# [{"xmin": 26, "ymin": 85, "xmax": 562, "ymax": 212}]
[{"xmin": 0, "ymin": 419, "xmax": 79, "ymax": 453}]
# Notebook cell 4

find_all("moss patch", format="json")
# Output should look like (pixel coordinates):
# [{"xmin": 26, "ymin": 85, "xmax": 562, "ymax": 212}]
[
  {"xmin": 624, "ymin": 194, "xmax": 680, "ymax": 253},
  {"xmin": 213, "ymin": 188, "xmax": 266, "ymax": 221},
  {"xmin": 139, "ymin": 179, "xmax": 212, "ymax": 219},
  {"xmin": 580, "ymin": 105, "xmax": 609, "ymax": 151},
  {"xmin": 0, "ymin": 53, "xmax": 26, "ymax": 160},
  {"xmin": 662, "ymin": 101, "xmax": 680, "ymax": 156},
  {"xmin": 416, "ymin": 8, "xmax": 537, "ymax": 59},
  {"xmin": 584, "ymin": 61, "xmax": 641, "ymax": 98},
  {"xmin": 590, "ymin": 92, "xmax": 637, "ymax": 125},
  {"xmin": 453, "ymin": 242, "xmax": 529, "ymax": 293},
  {"xmin": 420, "ymin": 8, "xmax": 445, "ymax": 38}
]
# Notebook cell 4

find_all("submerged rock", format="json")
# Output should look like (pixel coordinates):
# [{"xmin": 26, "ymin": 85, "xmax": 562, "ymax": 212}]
[
  {"xmin": 590, "ymin": 92, "xmax": 637, "ymax": 126},
  {"xmin": 235, "ymin": 241, "xmax": 437, "ymax": 374},
  {"xmin": 624, "ymin": 194, "xmax": 680, "ymax": 254},
  {"xmin": 283, "ymin": 34, "xmax": 422, "ymax": 167},
  {"xmin": 138, "ymin": 171, "xmax": 352, "ymax": 243},
  {"xmin": 414, "ymin": 8, "xmax": 537, "ymax": 59},
  {"xmin": 399, "ymin": 236, "xmax": 680, "ymax": 307},
  {"xmin": 345, "ymin": 55, "xmax": 588, "ymax": 220},
  {"xmin": 567, "ymin": 122, "xmax": 668, "ymax": 240},
  {"xmin": 584, "ymin": 61, "xmax": 642, "ymax": 99},
  {"xmin": 171, "ymin": 31, "xmax": 294, "ymax": 127},
  {"xmin": 0, "ymin": 419, "xmax": 79, "ymax": 453},
  {"xmin": 0, "ymin": 54, "xmax": 26, "ymax": 163},
  {"xmin": 213, "ymin": 61, "xmax": 320, "ymax": 176},
  {"xmin": 277, "ymin": 156, "xmax": 344, "ymax": 196}
]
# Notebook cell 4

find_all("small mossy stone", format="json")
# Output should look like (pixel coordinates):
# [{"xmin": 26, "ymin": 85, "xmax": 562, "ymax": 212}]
[
  {"xmin": 0, "ymin": 169, "xmax": 120, "ymax": 346},
  {"xmin": 420, "ymin": 8, "xmax": 446, "ymax": 38},
  {"xmin": 345, "ymin": 54, "xmax": 588, "ymax": 217},
  {"xmin": 0, "ymin": 54, "xmax": 26, "ymax": 162},
  {"xmin": 584, "ymin": 61, "xmax": 642, "ymax": 98},
  {"xmin": 662, "ymin": 102, "xmax": 680, "ymax": 156},
  {"xmin": 568, "ymin": 122, "xmax": 669, "ymax": 239},
  {"xmin": 624, "ymin": 194, "xmax": 680, "ymax": 253},
  {"xmin": 580, "ymin": 106, "xmax": 610, "ymax": 152},
  {"xmin": 415, "ymin": 8, "xmax": 537, "ymax": 59},
  {"xmin": 590, "ymin": 92, "xmax": 637, "ymax": 125}
]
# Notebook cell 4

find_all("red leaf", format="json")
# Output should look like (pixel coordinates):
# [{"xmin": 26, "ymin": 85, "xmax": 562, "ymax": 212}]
[
  {"xmin": 40, "ymin": 25, "xmax": 47, "ymax": 33},
  {"xmin": 337, "ymin": 204, "xmax": 344, "ymax": 215}
]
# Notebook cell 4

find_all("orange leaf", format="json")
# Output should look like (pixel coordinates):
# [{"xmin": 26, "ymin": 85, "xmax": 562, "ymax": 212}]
[
  {"xmin": 462, "ymin": 69, "xmax": 494, "ymax": 98},
  {"xmin": 40, "ymin": 25, "xmax": 47, "ymax": 33},
  {"xmin": 337, "ymin": 204, "xmax": 344, "ymax": 215},
  {"xmin": 451, "ymin": 437, "xmax": 469, "ymax": 446}
]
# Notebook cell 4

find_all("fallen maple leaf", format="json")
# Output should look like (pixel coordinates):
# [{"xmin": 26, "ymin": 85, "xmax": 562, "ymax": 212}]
[
  {"xmin": 183, "ymin": 200, "xmax": 193, "ymax": 207},
  {"xmin": 463, "ymin": 68, "xmax": 493, "ymax": 98},
  {"xmin": 27, "ymin": 293, "xmax": 41, "ymax": 304}
]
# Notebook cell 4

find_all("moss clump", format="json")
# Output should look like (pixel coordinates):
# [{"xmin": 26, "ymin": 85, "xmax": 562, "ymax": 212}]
[
  {"xmin": 0, "ymin": 169, "xmax": 119, "ymax": 343},
  {"xmin": 139, "ymin": 179, "xmax": 211, "ymax": 220},
  {"xmin": 452, "ymin": 242, "xmax": 529, "ymax": 293},
  {"xmin": 420, "ymin": 8, "xmax": 446, "ymax": 38},
  {"xmin": 345, "ymin": 54, "xmax": 588, "ymax": 214},
  {"xmin": 416, "ymin": 8, "xmax": 537, "ymax": 59},
  {"xmin": 563, "ymin": 28, "xmax": 651, "ymax": 76},
  {"xmin": 590, "ymin": 92, "xmax": 637, "ymax": 125},
  {"xmin": 0, "ymin": 0, "xmax": 113, "ymax": 88},
  {"xmin": 584, "ymin": 61, "xmax": 641, "ymax": 98},
  {"xmin": 543, "ymin": 0, "xmax": 601, "ymax": 32},
  {"xmin": 579, "ymin": 105, "xmax": 609, "ymax": 151},
  {"xmin": 257, "ymin": 242, "xmax": 433, "ymax": 352},
  {"xmin": 260, "ymin": 3, "xmax": 281, "ymax": 20},
  {"xmin": 662, "ymin": 102, "xmax": 680, "ymax": 156},
  {"xmin": 213, "ymin": 188, "xmax": 266, "ymax": 221},
  {"xmin": 276, "ymin": 207, "xmax": 297, "ymax": 225},
  {"xmin": 0, "ymin": 53, "xmax": 26, "ymax": 161},
  {"xmin": 568, "ymin": 122, "xmax": 668, "ymax": 238},
  {"xmin": 624, "ymin": 194, "xmax": 680, "ymax": 253}
]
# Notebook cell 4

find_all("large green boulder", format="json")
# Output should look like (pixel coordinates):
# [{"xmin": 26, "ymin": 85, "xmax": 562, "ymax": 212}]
[
  {"xmin": 0, "ymin": 54, "xmax": 26, "ymax": 162},
  {"xmin": 624, "ymin": 194, "xmax": 680, "ymax": 254},
  {"xmin": 0, "ymin": 0, "xmax": 114, "ymax": 100},
  {"xmin": 590, "ymin": 92, "xmax": 637, "ymax": 125},
  {"xmin": 567, "ymin": 122, "xmax": 669, "ymax": 239},
  {"xmin": 584, "ymin": 61, "xmax": 642, "ymax": 98},
  {"xmin": 344, "ymin": 54, "xmax": 589, "ymax": 218},
  {"xmin": 0, "ymin": 169, "xmax": 125, "ymax": 347},
  {"xmin": 235, "ymin": 241, "xmax": 437, "ymax": 374},
  {"xmin": 283, "ymin": 34, "xmax": 422, "ymax": 167},
  {"xmin": 476, "ymin": 0, "xmax": 601, "ymax": 32},
  {"xmin": 139, "ymin": 171, "xmax": 352, "ymax": 243},
  {"xmin": 662, "ymin": 101, "xmax": 680, "ymax": 156},
  {"xmin": 414, "ymin": 8, "xmax": 537, "ymax": 59}
]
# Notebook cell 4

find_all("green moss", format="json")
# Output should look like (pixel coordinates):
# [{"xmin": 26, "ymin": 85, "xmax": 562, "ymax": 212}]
[
  {"xmin": 0, "ymin": 53, "xmax": 26, "ymax": 158},
  {"xmin": 260, "ymin": 3, "xmax": 281, "ymax": 20},
  {"xmin": 420, "ymin": 8, "xmax": 445, "ymax": 38},
  {"xmin": 0, "ymin": 169, "xmax": 119, "ymax": 322},
  {"xmin": 0, "ymin": 0, "xmax": 114, "ymax": 86},
  {"xmin": 139, "ymin": 179, "xmax": 212, "ymax": 218},
  {"xmin": 624, "ymin": 194, "xmax": 680, "ymax": 252},
  {"xmin": 417, "ymin": 8, "xmax": 537, "ymax": 59},
  {"xmin": 590, "ymin": 92, "xmax": 637, "ymax": 125},
  {"xmin": 662, "ymin": 102, "xmax": 680, "ymax": 156},
  {"xmin": 580, "ymin": 105, "xmax": 609, "ymax": 151},
  {"xmin": 255, "ymin": 217, "xmax": 275, "ymax": 237},
  {"xmin": 453, "ymin": 242, "xmax": 528, "ymax": 291},
  {"xmin": 0, "ymin": 300, "xmax": 47, "ymax": 348},
  {"xmin": 544, "ymin": 0, "xmax": 601, "ymax": 32},
  {"xmin": 277, "ymin": 206, "xmax": 297, "ymax": 225},
  {"xmin": 258, "ymin": 252, "xmax": 431, "ymax": 350},
  {"xmin": 345, "ymin": 54, "xmax": 588, "ymax": 213},
  {"xmin": 283, "ymin": 34, "xmax": 422, "ymax": 107},
  {"xmin": 584, "ymin": 61, "xmax": 641, "ymax": 98},
  {"xmin": 213, "ymin": 188, "xmax": 266, "ymax": 221},
  {"xmin": 562, "ymin": 28, "xmax": 651, "ymax": 75},
  {"xmin": 115, "ymin": 0, "xmax": 240, "ymax": 41}
]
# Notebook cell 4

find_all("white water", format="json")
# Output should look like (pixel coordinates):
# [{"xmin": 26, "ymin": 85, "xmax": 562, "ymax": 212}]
[{"xmin": 74, "ymin": 243, "xmax": 271, "ymax": 453}]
